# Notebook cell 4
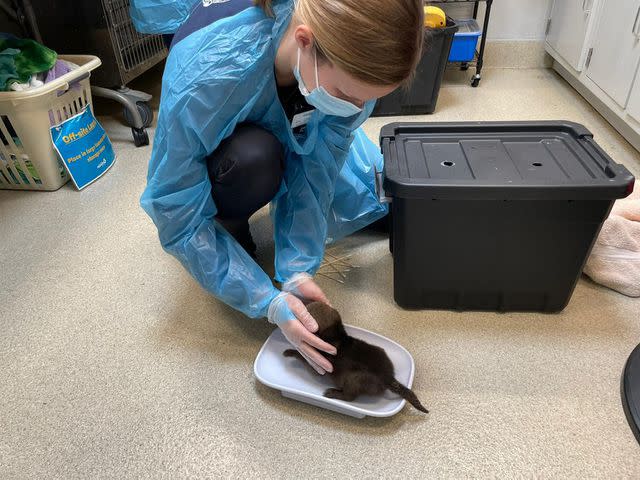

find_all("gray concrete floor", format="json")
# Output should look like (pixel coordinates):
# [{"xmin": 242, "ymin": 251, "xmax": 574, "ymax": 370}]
[{"xmin": 1, "ymin": 66, "xmax": 640, "ymax": 478}]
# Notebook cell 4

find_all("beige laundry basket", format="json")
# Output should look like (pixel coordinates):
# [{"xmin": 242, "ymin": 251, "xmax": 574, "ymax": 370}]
[{"xmin": 0, "ymin": 55, "xmax": 102, "ymax": 191}]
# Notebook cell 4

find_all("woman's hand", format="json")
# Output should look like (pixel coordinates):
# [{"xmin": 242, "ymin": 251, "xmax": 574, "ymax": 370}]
[
  {"xmin": 268, "ymin": 292, "xmax": 336, "ymax": 374},
  {"xmin": 282, "ymin": 272, "xmax": 331, "ymax": 305}
]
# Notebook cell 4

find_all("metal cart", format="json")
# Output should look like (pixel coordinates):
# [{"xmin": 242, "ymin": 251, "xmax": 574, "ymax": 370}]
[
  {"xmin": 3, "ymin": 0, "xmax": 167, "ymax": 146},
  {"xmin": 430, "ymin": 0, "xmax": 494, "ymax": 87}
]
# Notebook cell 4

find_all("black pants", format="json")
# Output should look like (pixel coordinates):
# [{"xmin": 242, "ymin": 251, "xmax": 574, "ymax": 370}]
[{"xmin": 207, "ymin": 124, "xmax": 285, "ymax": 255}]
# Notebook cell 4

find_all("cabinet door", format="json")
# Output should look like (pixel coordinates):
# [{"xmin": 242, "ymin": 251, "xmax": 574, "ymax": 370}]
[
  {"xmin": 546, "ymin": 0, "xmax": 594, "ymax": 71},
  {"xmin": 626, "ymin": 73, "xmax": 640, "ymax": 123},
  {"xmin": 587, "ymin": 0, "xmax": 640, "ymax": 108}
]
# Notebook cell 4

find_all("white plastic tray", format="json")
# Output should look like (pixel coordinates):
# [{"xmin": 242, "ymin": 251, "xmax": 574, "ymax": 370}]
[{"xmin": 254, "ymin": 325, "xmax": 415, "ymax": 418}]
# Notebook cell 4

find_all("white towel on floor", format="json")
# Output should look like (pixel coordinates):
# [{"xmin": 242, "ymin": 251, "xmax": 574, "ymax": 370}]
[{"xmin": 583, "ymin": 189, "xmax": 640, "ymax": 297}]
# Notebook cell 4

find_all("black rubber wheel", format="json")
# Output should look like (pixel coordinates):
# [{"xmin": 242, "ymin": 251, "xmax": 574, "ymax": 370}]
[
  {"xmin": 132, "ymin": 127, "xmax": 149, "ymax": 147},
  {"xmin": 622, "ymin": 343, "xmax": 640, "ymax": 444},
  {"xmin": 471, "ymin": 76, "xmax": 481, "ymax": 88},
  {"xmin": 460, "ymin": 62, "xmax": 469, "ymax": 71},
  {"xmin": 123, "ymin": 101, "xmax": 153, "ymax": 129}
]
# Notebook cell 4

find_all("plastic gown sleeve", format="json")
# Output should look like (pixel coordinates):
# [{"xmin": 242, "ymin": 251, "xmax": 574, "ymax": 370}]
[
  {"xmin": 140, "ymin": 59, "xmax": 282, "ymax": 320},
  {"xmin": 272, "ymin": 102, "xmax": 383, "ymax": 282},
  {"xmin": 130, "ymin": 0, "xmax": 198, "ymax": 34},
  {"xmin": 325, "ymin": 127, "xmax": 388, "ymax": 242}
]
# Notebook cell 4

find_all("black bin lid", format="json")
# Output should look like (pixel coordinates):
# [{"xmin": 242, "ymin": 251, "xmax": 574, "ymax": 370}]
[{"xmin": 380, "ymin": 121, "xmax": 635, "ymax": 200}]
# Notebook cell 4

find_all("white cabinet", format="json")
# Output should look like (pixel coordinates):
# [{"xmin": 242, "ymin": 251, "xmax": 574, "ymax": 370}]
[
  {"xmin": 546, "ymin": 0, "xmax": 640, "ymax": 150},
  {"xmin": 586, "ymin": 0, "xmax": 640, "ymax": 109},
  {"xmin": 546, "ymin": 0, "xmax": 594, "ymax": 71}
]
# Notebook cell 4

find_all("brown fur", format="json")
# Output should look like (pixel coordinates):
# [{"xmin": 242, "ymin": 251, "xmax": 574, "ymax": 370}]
[{"xmin": 283, "ymin": 302, "xmax": 428, "ymax": 413}]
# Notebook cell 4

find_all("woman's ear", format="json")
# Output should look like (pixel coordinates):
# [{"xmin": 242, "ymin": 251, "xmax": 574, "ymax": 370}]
[{"xmin": 294, "ymin": 24, "xmax": 314, "ymax": 52}]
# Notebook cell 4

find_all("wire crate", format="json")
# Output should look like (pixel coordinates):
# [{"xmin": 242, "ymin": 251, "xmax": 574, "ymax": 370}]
[{"xmin": 101, "ymin": 0, "xmax": 167, "ymax": 85}]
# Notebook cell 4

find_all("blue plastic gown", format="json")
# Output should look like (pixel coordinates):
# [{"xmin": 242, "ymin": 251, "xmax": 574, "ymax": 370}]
[
  {"xmin": 130, "ymin": 0, "xmax": 199, "ymax": 34},
  {"xmin": 140, "ymin": 0, "xmax": 387, "ymax": 320}
]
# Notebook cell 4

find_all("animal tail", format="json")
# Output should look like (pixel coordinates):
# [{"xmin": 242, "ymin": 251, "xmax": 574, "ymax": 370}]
[{"xmin": 388, "ymin": 379, "xmax": 429, "ymax": 413}]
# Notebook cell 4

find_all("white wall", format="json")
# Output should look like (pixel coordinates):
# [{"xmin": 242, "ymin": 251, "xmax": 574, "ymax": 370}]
[{"xmin": 440, "ymin": 0, "xmax": 553, "ymax": 41}]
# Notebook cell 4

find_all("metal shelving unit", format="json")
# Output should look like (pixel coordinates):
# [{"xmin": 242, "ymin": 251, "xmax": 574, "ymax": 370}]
[{"xmin": 429, "ymin": 0, "xmax": 494, "ymax": 87}]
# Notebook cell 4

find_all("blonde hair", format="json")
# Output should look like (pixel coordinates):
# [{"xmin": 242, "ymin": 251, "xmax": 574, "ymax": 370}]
[{"xmin": 254, "ymin": 0, "xmax": 424, "ymax": 86}]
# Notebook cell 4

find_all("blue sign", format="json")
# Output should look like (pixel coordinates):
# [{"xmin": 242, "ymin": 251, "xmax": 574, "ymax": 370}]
[{"xmin": 50, "ymin": 107, "xmax": 116, "ymax": 190}]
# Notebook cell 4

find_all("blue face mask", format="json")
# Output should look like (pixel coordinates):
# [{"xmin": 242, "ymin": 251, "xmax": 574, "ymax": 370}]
[{"xmin": 293, "ymin": 48, "xmax": 363, "ymax": 118}]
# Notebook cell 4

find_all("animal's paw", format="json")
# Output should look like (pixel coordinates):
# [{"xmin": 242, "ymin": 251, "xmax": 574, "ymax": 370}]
[{"xmin": 323, "ymin": 388, "xmax": 344, "ymax": 399}]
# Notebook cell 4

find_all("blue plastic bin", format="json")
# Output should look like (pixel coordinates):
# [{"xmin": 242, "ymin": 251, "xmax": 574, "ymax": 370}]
[{"xmin": 448, "ymin": 19, "xmax": 481, "ymax": 62}]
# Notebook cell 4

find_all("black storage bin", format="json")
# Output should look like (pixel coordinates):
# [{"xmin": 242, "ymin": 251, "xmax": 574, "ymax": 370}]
[
  {"xmin": 379, "ymin": 121, "xmax": 635, "ymax": 312},
  {"xmin": 372, "ymin": 20, "xmax": 458, "ymax": 116}
]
